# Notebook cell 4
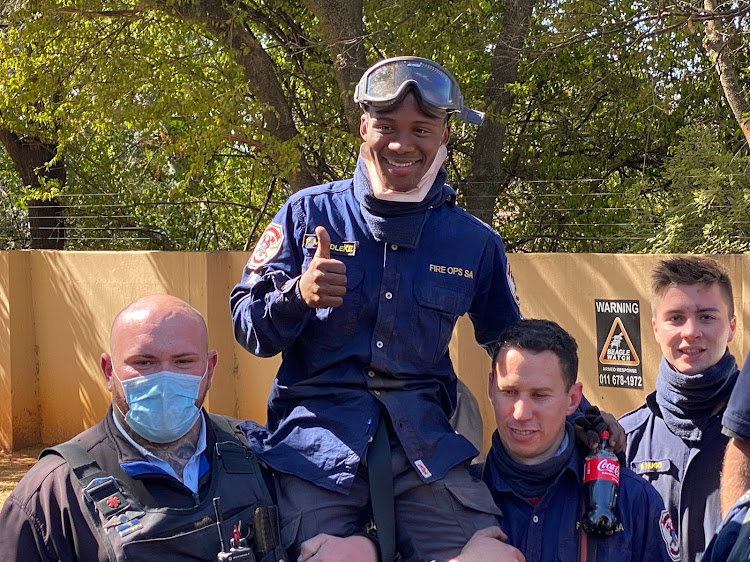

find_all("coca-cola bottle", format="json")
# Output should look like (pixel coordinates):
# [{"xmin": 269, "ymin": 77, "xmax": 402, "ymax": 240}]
[{"xmin": 581, "ymin": 430, "xmax": 620, "ymax": 535}]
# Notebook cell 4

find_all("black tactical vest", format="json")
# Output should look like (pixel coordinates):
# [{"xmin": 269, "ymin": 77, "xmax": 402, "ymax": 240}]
[{"xmin": 41, "ymin": 414, "xmax": 286, "ymax": 562}]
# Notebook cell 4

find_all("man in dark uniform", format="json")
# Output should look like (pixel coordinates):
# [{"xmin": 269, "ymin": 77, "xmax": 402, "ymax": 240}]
[
  {"xmin": 482, "ymin": 319, "xmax": 674, "ymax": 562},
  {"xmin": 619, "ymin": 256, "xmax": 739, "ymax": 562},
  {"xmin": 231, "ymin": 56, "xmax": 519, "ymax": 562},
  {"xmin": 702, "ymin": 350, "xmax": 750, "ymax": 562},
  {"xmin": 720, "ymin": 350, "xmax": 750, "ymax": 516},
  {"xmin": 704, "ymin": 489, "xmax": 750, "ymax": 562},
  {"xmin": 0, "ymin": 294, "xmax": 374, "ymax": 562}
]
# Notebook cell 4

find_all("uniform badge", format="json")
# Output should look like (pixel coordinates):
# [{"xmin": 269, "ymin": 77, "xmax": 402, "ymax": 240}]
[
  {"xmin": 632, "ymin": 459, "xmax": 671, "ymax": 475},
  {"xmin": 506, "ymin": 261, "xmax": 521, "ymax": 308},
  {"xmin": 249, "ymin": 222, "xmax": 284, "ymax": 269},
  {"xmin": 659, "ymin": 510, "xmax": 680, "ymax": 561},
  {"xmin": 303, "ymin": 233, "xmax": 358, "ymax": 256},
  {"xmin": 116, "ymin": 518, "xmax": 144, "ymax": 538},
  {"xmin": 105, "ymin": 510, "xmax": 145, "ymax": 538}
]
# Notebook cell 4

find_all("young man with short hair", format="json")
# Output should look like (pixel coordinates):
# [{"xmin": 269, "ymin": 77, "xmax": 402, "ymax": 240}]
[
  {"xmin": 482, "ymin": 319, "xmax": 673, "ymax": 562},
  {"xmin": 619, "ymin": 256, "xmax": 739, "ymax": 562}
]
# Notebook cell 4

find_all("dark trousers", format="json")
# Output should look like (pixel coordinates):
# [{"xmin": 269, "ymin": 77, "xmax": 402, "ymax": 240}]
[{"xmin": 276, "ymin": 441, "xmax": 500, "ymax": 562}]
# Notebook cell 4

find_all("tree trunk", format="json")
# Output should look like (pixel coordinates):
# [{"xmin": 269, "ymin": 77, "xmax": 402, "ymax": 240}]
[
  {"xmin": 703, "ymin": 0, "xmax": 750, "ymax": 148},
  {"xmin": 303, "ymin": 0, "xmax": 368, "ymax": 135},
  {"xmin": 154, "ymin": 0, "xmax": 319, "ymax": 191},
  {"xmin": 465, "ymin": 0, "xmax": 538, "ymax": 225},
  {"xmin": 0, "ymin": 129, "xmax": 65, "ymax": 249}
]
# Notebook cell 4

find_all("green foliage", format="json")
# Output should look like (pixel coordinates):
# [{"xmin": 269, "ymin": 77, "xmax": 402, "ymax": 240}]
[
  {"xmin": 0, "ymin": 0, "xmax": 293, "ymax": 249},
  {"xmin": 636, "ymin": 125, "xmax": 750, "ymax": 253},
  {"xmin": 488, "ymin": 0, "xmax": 746, "ymax": 252},
  {"xmin": 0, "ymin": 0, "xmax": 749, "ymax": 251},
  {"xmin": 0, "ymin": 148, "xmax": 26, "ymax": 248}
]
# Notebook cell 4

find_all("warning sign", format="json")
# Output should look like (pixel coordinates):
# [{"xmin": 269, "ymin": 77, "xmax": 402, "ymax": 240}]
[{"xmin": 595, "ymin": 300, "xmax": 643, "ymax": 389}]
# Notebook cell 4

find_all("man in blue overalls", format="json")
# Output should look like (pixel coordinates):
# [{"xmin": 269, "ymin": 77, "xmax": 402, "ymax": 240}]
[
  {"xmin": 619, "ymin": 256, "xmax": 740, "ymax": 562},
  {"xmin": 481, "ymin": 318, "xmax": 674, "ymax": 562},
  {"xmin": 0, "ymin": 295, "xmax": 372, "ymax": 561},
  {"xmin": 231, "ymin": 57, "xmax": 523, "ymax": 561}
]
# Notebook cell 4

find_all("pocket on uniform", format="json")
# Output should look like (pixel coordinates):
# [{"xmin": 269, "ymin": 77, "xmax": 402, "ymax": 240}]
[
  {"xmin": 413, "ymin": 283, "xmax": 472, "ymax": 364},
  {"xmin": 279, "ymin": 510, "xmax": 301, "ymax": 550},
  {"xmin": 303, "ymin": 260, "xmax": 364, "ymax": 349},
  {"xmin": 442, "ymin": 480, "xmax": 502, "ymax": 541},
  {"xmin": 121, "ymin": 503, "xmax": 257, "ymax": 560},
  {"xmin": 444, "ymin": 481, "xmax": 503, "ymax": 517}
]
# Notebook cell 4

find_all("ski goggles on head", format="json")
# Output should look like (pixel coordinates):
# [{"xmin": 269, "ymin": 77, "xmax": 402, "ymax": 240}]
[{"xmin": 354, "ymin": 56, "xmax": 485, "ymax": 125}]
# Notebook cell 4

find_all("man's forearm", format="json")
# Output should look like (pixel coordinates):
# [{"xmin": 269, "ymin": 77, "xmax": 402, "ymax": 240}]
[{"xmin": 721, "ymin": 438, "xmax": 750, "ymax": 516}]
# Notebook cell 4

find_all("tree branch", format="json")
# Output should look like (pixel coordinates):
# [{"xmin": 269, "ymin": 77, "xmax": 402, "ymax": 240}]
[{"xmin": 703, "ymin": 0, "xmax": 750, "ymax": 147}]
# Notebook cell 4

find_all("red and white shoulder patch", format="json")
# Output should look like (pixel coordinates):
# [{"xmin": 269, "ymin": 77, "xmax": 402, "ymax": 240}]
[
  {"xmin": 659, "ymin": 510, "xmax": 680, "ymax": 561},
  {"xmin": 249, "ymin": 222, "xmax": 284, "ymax": 270}
]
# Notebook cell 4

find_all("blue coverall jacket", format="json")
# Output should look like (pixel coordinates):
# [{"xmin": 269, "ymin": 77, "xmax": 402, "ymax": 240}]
[
  {"xmin": 703, "ymin": 489, "xmax": 750, "ymax": 562},
  {"xmin": 723, "ymin": 351, "xmax": 750, "ymax": 441},
  {"xmin": 230, "ymin": 172, "xmax": 521, "ymax": 493},
  {"xmin": 620, "ymin": 385, "xmax": 735, "ymax": 562},
  {"xmin": 481, "ymin": 435, "xmax": 677, "ymax": 562}
]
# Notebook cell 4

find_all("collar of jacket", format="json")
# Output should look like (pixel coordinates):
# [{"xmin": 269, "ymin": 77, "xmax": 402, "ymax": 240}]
[{"xmin": 352, "ymin": 156, "xmax": 455, "ymax": 248}]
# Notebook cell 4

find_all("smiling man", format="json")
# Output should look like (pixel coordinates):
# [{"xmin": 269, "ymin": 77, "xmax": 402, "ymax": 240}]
[
  {"xmin": 619, "ymin": 256, "xmax": 739, "ymax": 562},
  {"xmin": 230, "ymin": 57, "xmax": 522, "ymax": 561},
  {"xmin": 482, "ymin": 319, "xmax": 672, "ymax": 562}
]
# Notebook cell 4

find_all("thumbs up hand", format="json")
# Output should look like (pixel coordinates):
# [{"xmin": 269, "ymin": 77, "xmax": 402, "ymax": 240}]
[{"xmin": 300, "ymin": 226, "xmax": 347, "ymax": 308}]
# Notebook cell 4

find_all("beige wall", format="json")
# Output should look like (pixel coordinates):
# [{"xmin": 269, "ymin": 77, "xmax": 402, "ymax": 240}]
[{"xmin": 0, "ymin": 251, "xmax": 745, "ymax": 454}]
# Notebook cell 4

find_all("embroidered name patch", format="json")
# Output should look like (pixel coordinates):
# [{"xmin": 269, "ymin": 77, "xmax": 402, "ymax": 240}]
[
  {"xmin": 303, "ymin": 233, "xmax": 358, "ymax": 256},
  {"xmin": 249, "ymin": 222, "xmax": 284, "ymax": 269},
  {"xmin": 632, "ymin": 459, "xmax": 671, "ymax": 475},
  {"xmin": 428, "ymin": 263, "xmax": 474, "ymax": 278},
  {"xmin": 659, "ymin": 510, "xmax": 680, "ymax": 561}
]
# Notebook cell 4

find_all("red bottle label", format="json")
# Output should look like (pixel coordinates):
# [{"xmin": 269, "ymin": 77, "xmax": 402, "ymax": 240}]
[{"xmin": 583, "ymin": 457, "xmax": 620, "ymax": 485}]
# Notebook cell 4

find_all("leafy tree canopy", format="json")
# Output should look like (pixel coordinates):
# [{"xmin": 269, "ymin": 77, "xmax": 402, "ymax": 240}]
[{"xmin": 0, "ymin": 0, "xmax": 748, "ymax": 251}]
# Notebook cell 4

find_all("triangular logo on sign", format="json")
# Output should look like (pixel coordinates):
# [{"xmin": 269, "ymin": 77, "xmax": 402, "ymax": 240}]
[{"xmin": 599, "ymin": 317, "xmax": 640, "ymax": 366}]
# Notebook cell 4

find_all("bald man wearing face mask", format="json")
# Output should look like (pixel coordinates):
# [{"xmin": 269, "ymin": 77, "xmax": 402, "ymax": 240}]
[{"xmin": 0, "ymin": 295, "xmax": 375, "ymax": 562}]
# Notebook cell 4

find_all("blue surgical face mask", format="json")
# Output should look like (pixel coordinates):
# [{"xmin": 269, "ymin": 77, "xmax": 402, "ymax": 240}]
[{"xmin": 113, "ymin": 365, "xmax": 206, "ymax": 443}]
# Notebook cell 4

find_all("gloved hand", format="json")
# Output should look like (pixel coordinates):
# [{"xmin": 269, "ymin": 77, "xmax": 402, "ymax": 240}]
[
  {"xmin": 574, "ymin": 406, "xmax": 608, "ymax": 446},
  {"xmin": 574, "ymin": 406, "xmax": 626, "ymax": 464}
]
